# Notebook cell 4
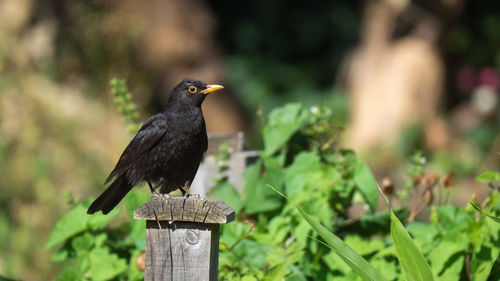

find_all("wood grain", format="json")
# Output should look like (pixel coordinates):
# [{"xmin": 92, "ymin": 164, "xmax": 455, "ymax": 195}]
[
  {"xmin": 134, "ymin": 196, "xmax": 235, "ymax": 224},
  {"xmin": 135, "ymin": 196, "xmax": 233, "ymax": 281}
]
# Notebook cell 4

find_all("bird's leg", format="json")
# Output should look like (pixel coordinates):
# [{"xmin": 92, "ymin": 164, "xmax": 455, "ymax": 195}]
[
  {"xmin": 181, "ymin": 181, "xmax": 191, "ymax": 198},
  {"xmin": 147, "ymin": 181, "xmax": 161, "ymax": 197}
]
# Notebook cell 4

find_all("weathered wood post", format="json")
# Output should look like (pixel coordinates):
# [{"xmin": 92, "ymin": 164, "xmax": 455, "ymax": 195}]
[{"xmin": 134, "ymin": 196, "xmax": 234, "ymax": 281}]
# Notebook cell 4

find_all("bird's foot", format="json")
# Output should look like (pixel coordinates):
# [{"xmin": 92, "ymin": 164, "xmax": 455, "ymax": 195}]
[{"xmin": 152, "ymin": 192, "xmax": 171, "ymax": 199}]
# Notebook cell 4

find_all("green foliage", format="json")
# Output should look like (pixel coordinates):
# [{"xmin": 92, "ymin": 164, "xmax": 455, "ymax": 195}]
[
  {"xmin": 45, "ymin": 78, "xmax": 147, "ymax": 280},
  {"xmin": 46, "ymin": 102, "xmax": 500, "ymax": 280},
  {"xmin": 216, "ymin": 103, "xmax": 500, "ymax": 280},
  {"xmin": 217, "ymin": 103, "xmax": 386, "ymax": 280},
  {"xmin": 110, "ymin": 77, "xmax": 141, "ymax": 134},
  {"xmin": 46, "ymin": 190, "xmax": 148, "ymax": 281},
  {"xmin": 475, "ymin": 170, "xmax": 500, "ymax": 183}
]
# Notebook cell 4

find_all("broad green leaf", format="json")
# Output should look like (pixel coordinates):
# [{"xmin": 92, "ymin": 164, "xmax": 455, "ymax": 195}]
[
  {"xmin": 252, "ymin": 216, "xmax": 291, "ymax": 245},
  {"xmin": 390, "ymin": 211, "xmax": 434, "ymax": 281},
  {"xmin": 470, "ymin": 201, "xmax": 500, "ymax": 223},
  {"xmin": 265, "ymin": 241, "xmax": 304, "ymax": 281},
  {"xmin": 45, "ymin": 204, "xmax": 118, "ymax": 249},
  {"xmin": 353, "ymin": 162, "xmax": 378, "ymax": 212},
  {"xmin": 284, "ymin": 152, "xmax": 321, "ymax": 198},
  {"xmin": 51, "ymin": 249, "xmax": 68, "ymax": 262},
  {"xmin": 475, "ymin": 170, "xmax": 500, "ymax": 182},
  {"xmin": 232, "ymin": 239, "xmax": 272, "ymax": 269},
  {"xmin": 265, "ymin": 263, "xmax": 287, "ymax": 281},
  {"xmin": 437, "ymin": 255, "xmax": 464, "ymax": 281},
  {"xmin": 435, "ymin": 205, "xmax": 470, "ymax": 228},
  {"xmin": 262, "ymin": 103, "xmax": 309, "ymax": 156},
  {"xmin": 470, "ymin": 243, "xmax": 500, "ymax": 281},
  {"xmin": 243, "ymin": 161, "xmax": 283, "ymax": 214},
  {"xmin": 56, "ymin": 268, "xmax": 79, "ymax": 281},
  {"xmin": 212, "ymin": 181, "xmax": 242, "ymax": 213},
  {"xmin": 344, "ymin": 235, "xmax": 385, "ymax": 256},
  {"xmin": 406, "ymin": 222, "xmax": 439, "ymax": 253},
  {"xmin": 220, "ymin": 221, "xmax": 252, "ymax": 247},
  {"xmin": 370, "ymin": 258, "xmax": 399, "ymax": 281},
  {"xmin": 428, "ymin": 230, "xmax": 468, "ymax": 275},
  {"xmin": 89, "ymin": 246, "xmax": 127, "ymax": 281}
]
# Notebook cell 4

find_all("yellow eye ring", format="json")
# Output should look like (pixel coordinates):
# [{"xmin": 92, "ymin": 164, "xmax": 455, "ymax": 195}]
[{"xmin": 188, "ymin": 86, "xmax": 197, "ymax": 93}]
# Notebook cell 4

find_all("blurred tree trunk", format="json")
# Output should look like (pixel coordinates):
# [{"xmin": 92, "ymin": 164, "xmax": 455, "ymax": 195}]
[{"xmin": 343, "ymin": 0, "xmax": 463, "ymax": 152}]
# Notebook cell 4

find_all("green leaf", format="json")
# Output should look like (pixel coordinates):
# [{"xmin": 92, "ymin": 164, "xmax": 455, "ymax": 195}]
[
  {"xmin": 284, "ymin": 152, "xmax": 321, "ymax": 199},
  {"xmin": 51, "ymin": 249, "xmax": 69, "ymax": 262},
  {"xmin": 299, "ymin": 209, "xmax": 388, "ymax": 281},
  {"xmin": 267, "ymin": 184, "xmax": 388, "ymax": 281},
  {"xmin": 262, "ymin": 103, "xmax": 309, "ymax": 156},
  {"xmin": 390, "ymin": 211, "xmax": 434, "ymax": 281},
  {"xmin": 220, "ymin": 221, "xmax": 253, "ymax": 247},
  {"xmin": 475, "ymin": 170, "xmax": 500, "ymax": 182},
  {"xmin": 243, "ymin": 161, "xmax": 283, "ymax": 214},
  {"xmin": 344, "ymin": 235, "xmax": 385, "ymax": 256},
  {"xmin": 469, "ymin": 201, "xmax": 500, "ymax": 223},
  {"xmin": 428, "ymin": 230, "xmax": 468, "ymax": 275},
  {"xmin": 470, "ymin": 243, "xmax": 500, "ymax": 281},
  {"xmin": 353, "ymin": 162, "xmax": 378, "ymax": 212},
  {"xmin": 56, "ymin": 268, "xmax": 80, "ymax": 281},
  {"xmin": 232, "ymin": 239, "xmax": 272, "ymax": 269},
  {"xmin": 45, "ymin": 204, "xmax": 118, "ymax": 249},
  {"xmin": 212, "ymin": 181, "xmax": 242, "ymax": 213},
  {"xmin": 89, "ymin": 246, "xmax": 127, "ymax": 281}
]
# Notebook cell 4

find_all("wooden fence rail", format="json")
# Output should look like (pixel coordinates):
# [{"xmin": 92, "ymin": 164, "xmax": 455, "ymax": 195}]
[{"xmin": 134, "ymin": 196, "xmax": 235, "ymax": 281}]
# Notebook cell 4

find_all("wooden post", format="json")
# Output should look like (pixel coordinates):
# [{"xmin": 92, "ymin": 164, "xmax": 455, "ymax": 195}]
[{"xmin": 134, "ymin": 196, "xmax": 235, "ymax": 281}]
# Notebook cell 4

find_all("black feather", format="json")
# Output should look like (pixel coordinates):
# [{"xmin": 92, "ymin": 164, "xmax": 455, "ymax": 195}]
[{"xmin": 88, "ymin": 78, "xmax": 218, "ymax": 214}]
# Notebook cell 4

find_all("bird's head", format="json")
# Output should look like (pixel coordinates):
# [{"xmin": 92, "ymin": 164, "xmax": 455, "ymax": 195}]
[{"xmin": 168, "ymin": 78, "xmax": 224, "ymax": 107}]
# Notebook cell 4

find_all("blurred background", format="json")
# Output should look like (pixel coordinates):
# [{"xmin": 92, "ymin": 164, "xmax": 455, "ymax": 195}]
[{"xmin": 0, "ymin": 0, "xmax": 498, "ymax": 279}]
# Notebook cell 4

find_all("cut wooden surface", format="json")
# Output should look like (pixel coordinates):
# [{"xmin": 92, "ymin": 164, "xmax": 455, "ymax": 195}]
[{"xmin": 134, "ymin": 196, "xmax": 235, "ymax": 224}]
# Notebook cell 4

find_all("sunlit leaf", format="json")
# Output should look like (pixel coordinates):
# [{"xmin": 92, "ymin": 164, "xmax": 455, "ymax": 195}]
[
  {"xmin": 475, "ymin": 171, "xmax": 500, "ymax": 182},
  {"xmin": 45, "ymin": 204, "xmax": 118, "ymax": 249},
  {"xmin": 390, "ymin": 211, "xmax": 434, "ymax": 281},
  {"xmin": 353, "ymin": 162, "xmax": 378, "ymax": 212},
  {"xmin": 262, "ymin": 103, "xmax": 309, "ymax": 156}
]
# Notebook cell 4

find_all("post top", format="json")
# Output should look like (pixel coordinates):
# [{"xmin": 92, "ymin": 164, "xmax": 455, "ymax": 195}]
[{"xmin": 134, "ymin": 196, "xmax": 235, "ymax": 224}]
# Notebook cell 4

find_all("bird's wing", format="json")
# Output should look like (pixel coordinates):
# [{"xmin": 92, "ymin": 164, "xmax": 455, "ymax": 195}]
[{"xmin": 104, "ymin": 114, "xmax": 168, "ymax": 185}]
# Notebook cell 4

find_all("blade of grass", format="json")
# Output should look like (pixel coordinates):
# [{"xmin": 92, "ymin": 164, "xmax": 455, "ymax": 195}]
[
  {"xmin": 267, "ymin": 185, "xmax": 388, "ymax": 281},
  {"xmin": 377, "ymin": 184, "xmax": 435, "ymax": 281},
  {"xmin": 469, "ymin": 201, "xmax": 500, "ymax": 223}
]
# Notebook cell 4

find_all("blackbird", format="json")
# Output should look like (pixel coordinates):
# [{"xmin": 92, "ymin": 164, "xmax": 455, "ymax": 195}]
[{"xmin": 87, "ymin": 78, "xmax": 224, "ymax": 214}]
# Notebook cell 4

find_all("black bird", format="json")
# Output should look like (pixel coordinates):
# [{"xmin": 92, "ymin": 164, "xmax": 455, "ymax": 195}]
[{"xmin": 87, "ymin": 78, "xmax": 224, "ymax": 214}]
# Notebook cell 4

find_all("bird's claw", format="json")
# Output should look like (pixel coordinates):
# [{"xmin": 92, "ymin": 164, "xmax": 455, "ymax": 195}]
[{"xmin": 152, "ymin": 192, "xmax": 171, "ymax": 199}]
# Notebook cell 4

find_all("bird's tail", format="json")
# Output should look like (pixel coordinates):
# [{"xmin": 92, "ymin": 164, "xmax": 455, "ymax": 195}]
[{"xmin": 87, "ymin": 175, "xmax": 133, "ymax": 215}]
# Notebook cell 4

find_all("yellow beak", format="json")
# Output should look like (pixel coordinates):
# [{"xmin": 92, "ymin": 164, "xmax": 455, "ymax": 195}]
[{"xmin": 201, "ymin": 84, "xmax": 224, "ymax": 94}]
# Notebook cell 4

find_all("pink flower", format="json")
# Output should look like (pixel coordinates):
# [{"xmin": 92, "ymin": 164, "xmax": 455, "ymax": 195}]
[{"xmin": 478, "ymin": 67, "xmax": 499, "ymax": 91}]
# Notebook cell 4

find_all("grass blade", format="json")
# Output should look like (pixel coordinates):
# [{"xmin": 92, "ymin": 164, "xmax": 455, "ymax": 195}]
[
  {"xmin": 469, "ymin": 201, "xmax": 500, "ymax": 223},
  {"xmin": 376, "ymin": 184, "xmax": 434, "ymax": 281},
  {"xmin": 267, "ymin": 185, "xmax": 388, "ymax": 281},
  {"xmin": 390, "ymin": 211, "xmax": 434, "ymax": 281}
]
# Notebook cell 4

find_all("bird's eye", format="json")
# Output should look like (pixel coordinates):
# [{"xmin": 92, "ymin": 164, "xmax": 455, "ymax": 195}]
[{"xmin": 188, "ymin": 86, "xmax": 197, "ymax": 93}]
